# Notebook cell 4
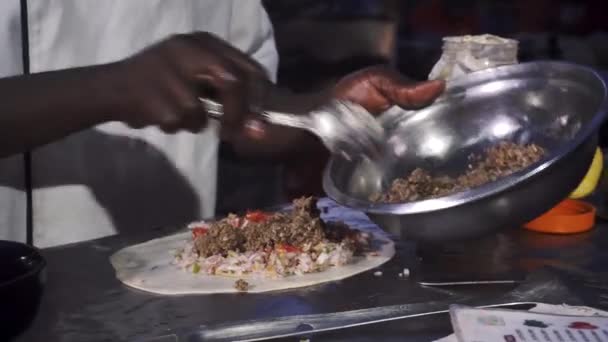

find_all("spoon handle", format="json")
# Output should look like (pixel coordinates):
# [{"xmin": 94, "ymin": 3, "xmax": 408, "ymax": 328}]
[{"xmin": 198, "ymin": 97, "xmax": 312, "ymax": 130}]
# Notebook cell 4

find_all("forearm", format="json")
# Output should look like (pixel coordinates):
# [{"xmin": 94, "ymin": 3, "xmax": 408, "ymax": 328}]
[{"xmin": 0, "ymin": 63, "xmax": 118, "ymax": 158}]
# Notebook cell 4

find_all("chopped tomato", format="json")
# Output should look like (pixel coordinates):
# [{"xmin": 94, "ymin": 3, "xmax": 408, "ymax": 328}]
[
  {"xmin": 276, "ymin": 243, "xmax": 301, "ymax": 253},
  {"xmin": 191, "ymin": 227, "xmax": 208, "ymax": 239},
  {"xmin": 245, "ymin": 210, "xmax": 269, "ymax": 223}
]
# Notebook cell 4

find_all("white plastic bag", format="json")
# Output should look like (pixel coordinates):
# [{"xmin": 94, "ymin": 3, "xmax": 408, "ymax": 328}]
[{"xmin": 429, "ymin": 34, "xmax": 519, "ymax": 81}]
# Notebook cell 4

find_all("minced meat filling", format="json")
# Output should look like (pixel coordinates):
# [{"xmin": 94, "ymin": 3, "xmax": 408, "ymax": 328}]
[
  {"xmin": 293, "ymin": 196, "xmax": 321, "ymax": 217},
  {"xmin": 194, "ymin": 221, "xmax": 245, "ymax": 257},
  {"xmin": 194, "ymin": 197, "xmax": 339, "ymax": 257},
  {"xmin": 243, "ymin": 213, "xmax": 326, "ymax": 252},
  {"xmin": 371, "ymin": 142, "xmax": 545, "ymax": 203}
]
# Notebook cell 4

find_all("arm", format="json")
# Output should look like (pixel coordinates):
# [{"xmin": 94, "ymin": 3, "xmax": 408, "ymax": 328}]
[
  {"xmin": 0, "ymin": 31, "xmax": 275, "ymax": 159},
  {"xmin": 0, "ymin": 27, "xmax": 443, "ymax": 162},
  {"xmin": 0, "ymin": 26, "xmax": 334, "ymax": 161},
  {"xmin": 0, "ymin": 64, "xmax": 118, "ymax": 158}
]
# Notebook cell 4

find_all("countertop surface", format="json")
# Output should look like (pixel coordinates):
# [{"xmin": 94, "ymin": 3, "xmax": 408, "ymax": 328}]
[{"xmin": 14, "ymin": 198, "xmax": 608, "ymax": 342}]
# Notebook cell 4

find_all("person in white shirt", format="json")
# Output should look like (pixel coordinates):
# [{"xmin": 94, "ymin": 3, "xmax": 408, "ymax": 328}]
[{"xmin": 0, "ymin": 0, "xmax": 444, "ymax": 248}]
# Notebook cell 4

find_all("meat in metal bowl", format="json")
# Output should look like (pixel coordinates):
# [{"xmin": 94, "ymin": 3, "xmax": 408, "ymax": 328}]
[{"xmin": 323, "ymin": 61, "xmax": 608, "ymax": 242}]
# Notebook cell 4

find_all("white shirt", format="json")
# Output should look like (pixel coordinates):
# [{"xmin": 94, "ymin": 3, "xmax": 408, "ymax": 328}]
[{"xmin": 0, "ymin": 0, "xmax": 279, "ymax": 248}]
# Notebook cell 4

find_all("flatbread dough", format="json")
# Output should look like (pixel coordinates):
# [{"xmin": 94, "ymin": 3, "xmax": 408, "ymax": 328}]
[{"xmin": 110, "ymin": 199, "xmax": 395, "ymax": 294}]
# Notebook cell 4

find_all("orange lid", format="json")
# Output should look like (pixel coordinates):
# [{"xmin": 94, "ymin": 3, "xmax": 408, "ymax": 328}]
[{"xmin": 523, "ymin": 199, "xmax": 596, "ymax": 234}]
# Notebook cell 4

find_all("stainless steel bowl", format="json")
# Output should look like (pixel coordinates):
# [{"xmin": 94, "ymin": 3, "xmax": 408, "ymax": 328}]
[{"xmin": 323, "ymin": 61, "xmax": 608, "ymax": 242}]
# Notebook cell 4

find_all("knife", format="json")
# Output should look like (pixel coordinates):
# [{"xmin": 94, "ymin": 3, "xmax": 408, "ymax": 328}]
[
  {"xmin": 132, "ymin": 300, "xmax": 537, "ymax": 342},
  {"xmin": 132, "ymin": 269, "xmax": 575, "ymax": 342}
]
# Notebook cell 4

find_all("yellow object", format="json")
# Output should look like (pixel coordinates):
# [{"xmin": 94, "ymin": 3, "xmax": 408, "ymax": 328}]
[{"xmin": 569, "ymin": 148, "xmax": 603, "ymax": 199}]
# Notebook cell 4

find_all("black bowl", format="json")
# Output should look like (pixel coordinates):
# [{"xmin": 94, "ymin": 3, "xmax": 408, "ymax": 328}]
[{"xmin": 0, "ymin": 240, "xmax": 46, "ymax": 340}]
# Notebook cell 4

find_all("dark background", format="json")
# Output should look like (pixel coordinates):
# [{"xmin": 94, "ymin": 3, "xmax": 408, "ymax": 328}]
[{"xmin": 216, "ymin": 0, "xmax": 608, "ymax": 215}]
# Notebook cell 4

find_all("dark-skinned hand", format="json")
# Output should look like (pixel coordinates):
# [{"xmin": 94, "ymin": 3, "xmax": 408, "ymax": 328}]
[
  {"xmin": 110, "ymin": 31, "xmax": 268, "ymax": 139},
  {"xmin": 279, "ymin": 66, "xmax": 446, "ymax": 198},
  {"xmin": 331, "ymin": 65, "xmax": 445, "ymax": 114},
  {"xmin": 230, "ymin": 65, "xmax": 445, "ymax": 159}
]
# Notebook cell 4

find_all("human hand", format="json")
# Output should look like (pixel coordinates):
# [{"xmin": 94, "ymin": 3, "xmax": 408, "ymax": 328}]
[
  {"xmin": 282, "ymin": 66, "xmax": 445, "ymax": 198},
  {"xmin": 109, "ymin": 31, "xmax": 268, "ymax": 138},
  {"xmin": 332, "ymin": 65, "xmax": 445, "ymax": 114}
]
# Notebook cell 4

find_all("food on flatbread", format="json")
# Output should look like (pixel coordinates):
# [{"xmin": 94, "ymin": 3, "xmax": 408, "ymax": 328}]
[
  {"xmin": 109, "ymin": 198, "xmax": 395, "ymax": 294},
  {"xmin": 371, "ymin": 142, "xmax": 545, "ymax": 203},
  {"xmin": 173, "ymin": 197, "xmax": 373, "ymax": 279}
]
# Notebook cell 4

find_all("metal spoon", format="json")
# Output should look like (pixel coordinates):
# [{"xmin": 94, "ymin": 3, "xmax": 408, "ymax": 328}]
[{"xmin": 200, "ymin": 97, "xmax": 385, "ymax": 160}]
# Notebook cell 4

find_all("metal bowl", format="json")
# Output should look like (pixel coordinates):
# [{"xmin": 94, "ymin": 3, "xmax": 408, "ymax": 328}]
[{"xmin": 323, "ymin": 61, "xmax": 608, "ymax": 242}]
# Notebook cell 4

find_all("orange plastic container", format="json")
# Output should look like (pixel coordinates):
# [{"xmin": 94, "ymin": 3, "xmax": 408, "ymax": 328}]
[{"xmin": 523, "ymin": 199, "xmax": 596, "ymax": 234}]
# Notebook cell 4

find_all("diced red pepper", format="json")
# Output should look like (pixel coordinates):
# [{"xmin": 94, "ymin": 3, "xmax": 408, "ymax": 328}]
[
  {"xmin": 276, "ymin": 243, "xmax": 301, "ymax": 253},
  {"xmin": 191, "ymin": 227, "xmax": 208, "ymax": 239},
  {"xmin": 245, "ymin": 210, "xmax": 269, "ymax": 223},
  {"xmin": 569, "ymin": 322, "xmax": 598, "ymax": 330}
]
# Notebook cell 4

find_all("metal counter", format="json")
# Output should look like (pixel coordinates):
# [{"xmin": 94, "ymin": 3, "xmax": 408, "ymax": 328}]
[{"xmin": 14, "ymin": 197, "xmax": 608, "ymax": 342}]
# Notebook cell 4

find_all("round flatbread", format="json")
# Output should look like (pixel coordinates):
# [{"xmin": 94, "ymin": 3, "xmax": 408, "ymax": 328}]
[{"xmin": 110, "ymin": 199, "xmax": 395, "ymax": 294}]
